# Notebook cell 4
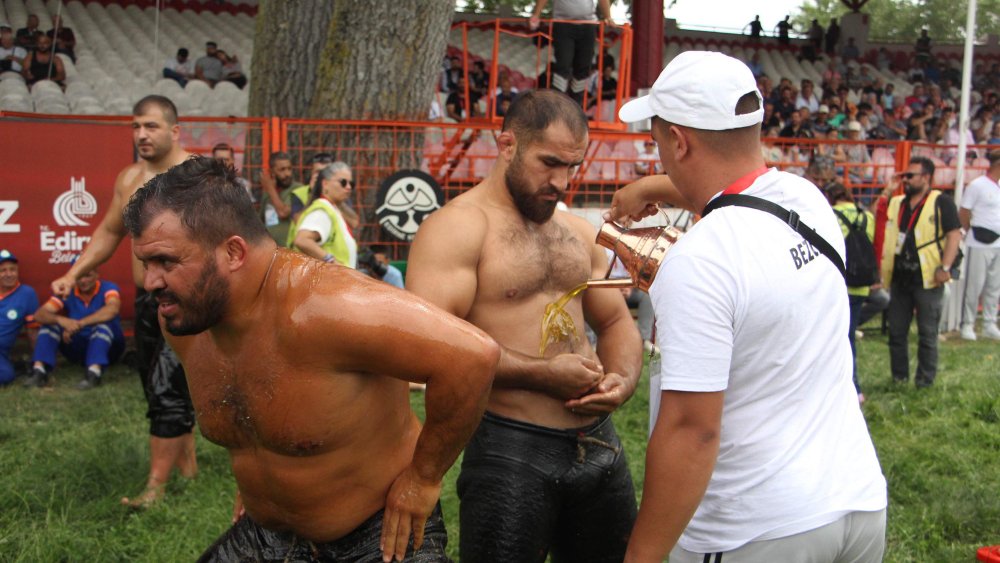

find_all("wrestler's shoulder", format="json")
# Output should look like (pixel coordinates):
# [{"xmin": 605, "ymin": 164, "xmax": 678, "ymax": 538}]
[
  {"xmin": 423, "ymin": 192, "xmax": 489, "ymax": 236},
  {"xmin": 555, "ymin": 208, "xmax": 598, "ymax": 237}
]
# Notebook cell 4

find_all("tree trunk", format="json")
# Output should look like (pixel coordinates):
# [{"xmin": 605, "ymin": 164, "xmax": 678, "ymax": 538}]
[
  {"xmin": 248, "ymin": 1, "xmax": 455, "ymax": 252},
  {"xmin": 249, "ymin": 0, "xmax": 454, "ymax": 120}
]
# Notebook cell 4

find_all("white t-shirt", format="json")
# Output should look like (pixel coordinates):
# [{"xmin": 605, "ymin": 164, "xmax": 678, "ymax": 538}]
[
  {"xmin": 649, "ymin": 169, "xmax": 887, "ymax": 553},
  {"xmin": 297, "ymin": 199, "xmax": 358, "ymax": 268},
  {"xmin": 1, "ymin": 45, "xmax": 27, "ymax": 72},
  {"xmin": 961, "ymin": 174, "xmax": 1000, "ymax": 249},
  {"xmin": 164, "ymin": 57, "xmax": 194, "ymax": 76}
]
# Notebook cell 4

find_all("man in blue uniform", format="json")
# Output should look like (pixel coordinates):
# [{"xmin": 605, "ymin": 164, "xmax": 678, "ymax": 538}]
[
  {"xmin": 0, "ymin": 250, "xmax": 38, "ymax": 385},
  {"xmin": 25, "ymin": 269, "xmax": 125, "ymax": 390}
]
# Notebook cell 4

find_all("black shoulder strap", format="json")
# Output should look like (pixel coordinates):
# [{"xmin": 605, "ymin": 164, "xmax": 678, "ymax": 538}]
[{"xmin": 703, "ymin": 194, "xmax": 847, "ymax": 280}]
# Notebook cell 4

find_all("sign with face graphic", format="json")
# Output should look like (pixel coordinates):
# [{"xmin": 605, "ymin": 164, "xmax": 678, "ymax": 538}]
[{"xmin": 374, "ymin": 170, "xmax": 444, "ymax": 241}]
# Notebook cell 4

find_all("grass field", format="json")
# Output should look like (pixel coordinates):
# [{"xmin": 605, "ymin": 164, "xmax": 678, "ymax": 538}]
[{"xmin": 1, "ymin": 324, "xmax": 998, "ymax": 562}]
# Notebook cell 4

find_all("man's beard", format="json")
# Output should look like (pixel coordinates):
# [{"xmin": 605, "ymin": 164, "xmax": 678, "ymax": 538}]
[
  {"xmin": 156, "ymin": 259, "xmax": 229, "ymax": 336},
  {"xmin": 904, "ymin": 182, "xmax": 924, "ymax": 197},
  {"xmin": 505, "ymin": 153, "xmax": 560, "ymax": 224}
]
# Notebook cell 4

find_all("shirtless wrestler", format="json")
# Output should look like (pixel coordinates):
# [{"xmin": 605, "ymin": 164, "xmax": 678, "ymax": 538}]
[
  {"xmin": 123, "ymin": 156, "xmax": 499, "ymax": 562},
  {"xmin": 407, "ymin": 90, "xmax": 643, "ymax": 562},
  {"xmin": 50, "ymin": 95, "xmax": 196, "ymax": 508}
]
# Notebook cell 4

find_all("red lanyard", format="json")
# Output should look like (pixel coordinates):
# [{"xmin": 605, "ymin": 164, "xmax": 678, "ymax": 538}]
[
  {"xmin": 903, "ymin": 193, "xmax": 929, "ymax": 233},
  {"xmin": 721, "ymin": 166, "xmax": 770, "ymax": 196}
]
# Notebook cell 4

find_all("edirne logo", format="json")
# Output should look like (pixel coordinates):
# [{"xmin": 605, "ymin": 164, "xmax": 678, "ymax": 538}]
[{"xmin": 53, "ymin": 177, "xmax": 97, "ymax": 227}]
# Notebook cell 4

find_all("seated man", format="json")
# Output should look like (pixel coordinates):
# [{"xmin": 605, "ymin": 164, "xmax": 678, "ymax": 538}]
[
  {"xmin": 124, "ymin": 156, "xmax": 499, "ymax": 562},
  {"xmin": 0, "ymin": 25, "xmax": 27, "ymax": 74},
  {"xmin": 163, "ymin": 48, "xmax": 194, "ymax": 86},
  {"xmin": 25, "ymin": 269, "xmax": 125, "ymax": 390},
  {"xmin": 0, "ymin": 250, "xmax": 39, "ymax": 386}
]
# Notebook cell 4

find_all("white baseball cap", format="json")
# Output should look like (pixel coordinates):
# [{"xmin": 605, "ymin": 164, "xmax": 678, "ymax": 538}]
[{"xmin": 619, "ymin": 51, "xmax": 764, "ymax": 131}]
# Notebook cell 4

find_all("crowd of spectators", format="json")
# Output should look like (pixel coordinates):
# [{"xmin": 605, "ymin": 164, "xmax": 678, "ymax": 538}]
[
  {"xmin": 162, "ymin": 40, "xmax": 246, "ymax": 89},
  {"xmin": 0, "ymin": 14, "xmax": 76, "ymax": 87}
]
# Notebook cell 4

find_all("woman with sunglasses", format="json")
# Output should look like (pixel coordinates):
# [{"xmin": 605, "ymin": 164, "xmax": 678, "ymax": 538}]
[{"xmin": 292, "ymin": 162, "xmax": 358, "ymax": 268}]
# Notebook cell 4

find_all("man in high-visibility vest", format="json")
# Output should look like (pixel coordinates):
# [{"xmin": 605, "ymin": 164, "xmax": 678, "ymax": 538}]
[{"xmin": 881, "ymin": 156, "xmax": 962, "ymax": 388}]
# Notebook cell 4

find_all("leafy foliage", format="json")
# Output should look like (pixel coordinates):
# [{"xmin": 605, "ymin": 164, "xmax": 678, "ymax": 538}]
[{"xmin": 793, "ymin": 0, "xmax": 1000, "ymax": 43}]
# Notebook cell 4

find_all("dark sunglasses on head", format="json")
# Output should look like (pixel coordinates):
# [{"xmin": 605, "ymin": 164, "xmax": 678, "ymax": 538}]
[{"xmin": 336, "ymin": 178, "xmax": 354, "ymax": 188}]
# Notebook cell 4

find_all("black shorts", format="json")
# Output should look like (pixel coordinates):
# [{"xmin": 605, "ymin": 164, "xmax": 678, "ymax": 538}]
[
  {"xmin": 197, "ymin": 504, "xmax": 451, "ymax": 562},
  {"xmin": 134, "ymin": 291, "xmax": 194, "ymax": 438},
  {"xmin": 457, "ymin": 412, "xmax": 637, "ymax": 563}
]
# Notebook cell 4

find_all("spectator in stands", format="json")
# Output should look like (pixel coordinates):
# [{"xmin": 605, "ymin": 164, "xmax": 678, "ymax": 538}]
[
  {"xmin": 822, "ymin": 56, "xmax": 844, "ymax": 90},
  {"xmin": 21, "ymin": 34, "xmax": 64, "ymax": 87},
  {"xmin": 796, "ymin": 79, "xmax": 820, "ymax": 113},
  {"xmin": 989, "ymin": 122, "xmax": 1000, "ymax": 145},
  {"xmin": 468, "ymin": 60, "xmax": 489, "ymax": 98},
  {"xmin": 807, "ymin": 19, "xmax": 824, "ymax": 59},
  {"xmin": 46, "ymin": 14, "xmax": 75, "ymax": 62},
  {"xmin": 446, "ymin": 77, "xmax": 480, "ymax": 120},
  {"xmin": 841, "ymin": 37, "xmax": 860, "ymax": 62},
  {"xmin": 0, "ymin": 250, "xmax": 38, "ymax": 386},
  {"xmin": 293, "ymin": 153, "xmax": 360, "ymax": 233},
  {"xmin": 293, "ymin": 162, "xmax": 358, "ymax": 268},
  {"xmin": 15, "ymin": 14, "xmax": 40, "ymax": 51},
  {"xmin": 882, "ymin": 82, "xmax": 896, "ymax": 111},
  {"xmin": 590, "ymin": 61, "xmax": 617, "ymax": 106},
  {"xmin": 634, "ymin": 140, "xmax": 662, "ymax": 176},
  {"xmin": 959, "ymin": 150, "xmax": 1000, "ymax": 341},
  {"xmin": 775, "ymin": 15, "xmax": 792, "ymax": 45},
  {"xmin": 780, "ymin": 108, "xmax": 813, "ymax": 140},
  {"xmin": 876, "ymin": 47, "xmax": 892, "ymax": 71},
  {"xmin": 494, "ymin": 72, "xmax": 519, "ymax": 117},
  {"xmin": 870, "ymin": 110, "xmax": 906, "ymax": 141},
  {"xmin": 907, "ymin": 103, "xmax": 935, "ymax": 141},
  {"xmin": 442, "ymin": 55, "xmax": 463, "ymax": 92},
  {"xmin": 760, "ymin": 127, "xmax": 784, "ymax": 163},
  {"xmin": 814, "ymin": 103, "xmax": 831, "ymax": 128},
  {"xmin": 211, "ymin": 143, "xmax": 254, "ymax": 202},
  {"xmin": 0, "ymin": 25, "xmax": 27, "ymax": 73},
  {"xmin": 914, "ymin": 29, "xmax": 933, "ymax": 68},
  {"xmin": 763, "ymin": 100, "xmax": 782, "ymax": 130},
  {"xmin": 370, "ymin": 247, "xmax": 405, "ymax": 289},
  {"xmin": 195, "ymin": 41, "xmax": 223, "ymax": 86},
  {"xmin": 768, "ymin": 77, "xmax": 791, "ymax": 104},
  {"xmin": 529, "ymin": 0, "xmax": 613, "ymax": 104},
  {"xmin": 260, "ymin": 151, "xmax": 307, "ymax": 245},
  {"xmin": 217, "ymin": 50, "xmax": 247, "ymax": 89},
  {"xmin": 162, "ymin": 48, "xmax": 194, "ymax": 87},
  {"xmin": 25, "ymin": 268, "xmax": 125, "ymax": 390},
  {"xmin": 883, "ymin": 157, "xmax": 962, "ymax": 388},
  {"xmin": 825, "ymin": 18, "xmax": 840, "ymax": 55},
  {"xmin": 836, "ymin": 121, "xmax": 873, "ymax": 183},
  {"xmin": 774, "ymin": 85, "xmax": 797, "ymax": 120}
]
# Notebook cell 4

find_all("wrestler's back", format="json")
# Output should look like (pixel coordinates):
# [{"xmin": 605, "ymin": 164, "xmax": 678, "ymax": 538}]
[
  {"xmin": 460, "ymin": 189, "xmax": 600, "ymax": 428},
  {"xmin": 173, "ymin": 255, "xmax": 421, "ymax": 543}
]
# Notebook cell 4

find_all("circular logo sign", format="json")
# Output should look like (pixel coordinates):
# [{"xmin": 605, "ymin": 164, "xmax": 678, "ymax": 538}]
[
  {"xmin": 7, "ymin": 309, "xmax": 17, "ymax": 320},
  {"xmin": 374, "ymin": 170, "xmax": 444, "ymax": 242}
]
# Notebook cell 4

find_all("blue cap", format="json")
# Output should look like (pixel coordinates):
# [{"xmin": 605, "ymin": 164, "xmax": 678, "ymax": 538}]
[{"xmin": 0, "ymin": 249, "xmax": 17, "ymax": 264}]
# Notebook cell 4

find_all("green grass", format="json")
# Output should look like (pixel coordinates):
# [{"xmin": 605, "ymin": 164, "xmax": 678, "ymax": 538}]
[{"xmin": 1, "ymin": 325, "xmax": 998, "ymax": 562}]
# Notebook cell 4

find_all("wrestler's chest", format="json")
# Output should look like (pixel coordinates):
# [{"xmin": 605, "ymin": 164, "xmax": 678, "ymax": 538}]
[{"xmin": 480, "ymin": 227, "xmax": 592, "ymax": 298}]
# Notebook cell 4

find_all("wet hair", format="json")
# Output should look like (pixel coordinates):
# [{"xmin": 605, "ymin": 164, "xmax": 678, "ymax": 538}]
[
  {"xmin": 133, "ymin": 95, "xmax": 179, "ymax": 125},
  {"xmin": 310, "ymin": 161, "xmax": 350, "ymax": 200},
  {"xmin": 268, "ymin": 151, "xmax": 291, "ymax": 167},
  {"xmin": 123, "ymin": 156, "xmax": 269, "ymax": 248},
  {"xmin": 501, "ymin": 89, "xmax": 588, "ymax": 148},
  {"xmin": 909, "ymin": 156, "xmax": 935, "ymax": 177}
]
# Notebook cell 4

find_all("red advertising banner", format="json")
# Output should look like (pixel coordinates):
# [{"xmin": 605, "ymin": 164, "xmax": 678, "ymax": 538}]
[{"xmin": 0, "ymin": 119, "xmax": 136, "ymax": 319}]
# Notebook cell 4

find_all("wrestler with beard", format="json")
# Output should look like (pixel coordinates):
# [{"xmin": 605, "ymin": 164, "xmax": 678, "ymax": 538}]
[{"xmin": 407, "ymin": 90, "xmax": 642, "ymax": 562}]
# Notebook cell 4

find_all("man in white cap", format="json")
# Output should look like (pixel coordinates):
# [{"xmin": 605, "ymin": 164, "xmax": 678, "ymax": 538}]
[{"xmin": 609, "ymin": 51, "xmax": 887, "ymax": 562}]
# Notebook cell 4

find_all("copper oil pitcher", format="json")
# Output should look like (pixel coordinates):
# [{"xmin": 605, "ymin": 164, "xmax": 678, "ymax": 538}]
[{"xmin": 589, "ymin": 221, "xmax": 683, "ymax": 292}]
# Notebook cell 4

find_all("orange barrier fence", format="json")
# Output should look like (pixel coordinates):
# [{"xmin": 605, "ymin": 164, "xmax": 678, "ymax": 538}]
[{"xmin": 3, "ymin": 110, "xmax": 994, "ymax": 318}]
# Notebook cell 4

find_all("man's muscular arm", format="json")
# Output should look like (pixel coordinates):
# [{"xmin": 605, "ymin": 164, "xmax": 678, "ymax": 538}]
[
  {"xmin": 565, "ymin": 219, "xmax": 643, "ymax": 415},
  {"xmin": 407, "ymin": 204, "xmax": 603, "ymax": 400},
  {"xmin": 51, "ymin": 168, "xmax": 133, "ymax": 296},
  {"xmin": 330, "ymin": 276, "xmax": 500, "ymax": 563},
  {"xmin": 606, "ymin": 174, "xmax": 694, "ymax": 224}
]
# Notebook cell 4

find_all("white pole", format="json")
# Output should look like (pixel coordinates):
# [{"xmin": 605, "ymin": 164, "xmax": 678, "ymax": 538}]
[{"xmin": 954, "ymin": 0, "xmax": 977, "ymax": 202}]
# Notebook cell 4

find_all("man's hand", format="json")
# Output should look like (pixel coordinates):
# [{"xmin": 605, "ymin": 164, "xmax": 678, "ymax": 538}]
[
  {"xmin": 529, "ymin": 15, "xmax": 540, "ymax": 30},
  {"xmin": 934, "ymin": 266, "xmax": 952, "ymax": 285},
  {"xmin": 381, "ymin": 466, "xmax": 441, "ymax": 563},
  {"xmin": 564, "ymin": 372, "xmax": 633, "ymax": 415},
  {"xmin": 51, "ymin": 275, "xmax": 75, "ymax": 298},
  {"xmin": 545, "ymin": 353, "xmax": 604, "ymax": 399},
  {"xmin": 59, "ymin": 317, "xmax": 82, "ymax": 341}
]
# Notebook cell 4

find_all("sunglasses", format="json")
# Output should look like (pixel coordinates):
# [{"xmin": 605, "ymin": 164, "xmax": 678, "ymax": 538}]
[
  {"xmin": 898, "ymin": 172, "xmax": 921, "ymax": 179},
  {"xmin": 336, "ymin": 178, "xmax": 354, "ymax": 188}
]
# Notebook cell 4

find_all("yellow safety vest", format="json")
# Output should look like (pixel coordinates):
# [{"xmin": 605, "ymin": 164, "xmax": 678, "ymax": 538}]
[
  {"xmin": 292, "ymin": 198, "xmax": 353, "ymax": 267},
  {"xmin": 881, "ymin": 190, "xmax": 945, "ymax": 289}
]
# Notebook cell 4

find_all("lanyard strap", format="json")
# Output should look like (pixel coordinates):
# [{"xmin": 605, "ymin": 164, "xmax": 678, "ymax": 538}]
[{"xmin": 903, "ymin": 193, "xmax": 929, "ymax": 233}]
